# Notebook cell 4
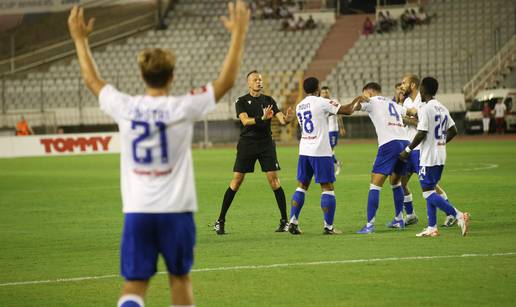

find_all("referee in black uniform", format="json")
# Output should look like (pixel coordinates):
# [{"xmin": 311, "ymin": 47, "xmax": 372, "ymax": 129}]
[{"xmin": 214, "ymin": 70, "xmax": 293, "ymax": 234}]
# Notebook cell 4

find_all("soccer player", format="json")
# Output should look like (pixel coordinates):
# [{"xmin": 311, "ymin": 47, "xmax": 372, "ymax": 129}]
[
  {"xmin": 213, "ymin": 70, "xmax": 294, "ymax": 235},
  {"xmin": 320, "ymin": 86, "xmax": 345, "ymax": 175},
  {"xmin": 350, "ymin": 82, "xmax": 413, "ymax": 234},
  {"xmin": 400, "ymin": 75, "xmax": 456, "ymax": 227},
  {"xmin": 393, "ymin": 82, "xmax": 405, "ymax": 104},
  {"xmin": 288, "ymin": 77, "xmax": 363, "ymax": 235},
  {"xmin": 68, "ymin": 2, "xmax": 250, "ymax": 306},
  {"xmin": 399, "ymin": 77, "xmax": 470, "ymax": 237}
]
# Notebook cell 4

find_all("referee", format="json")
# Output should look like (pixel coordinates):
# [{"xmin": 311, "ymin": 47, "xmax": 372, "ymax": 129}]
[{"xmin": 214, "ymin": 70, "xmax": 293, "ymax": 234}]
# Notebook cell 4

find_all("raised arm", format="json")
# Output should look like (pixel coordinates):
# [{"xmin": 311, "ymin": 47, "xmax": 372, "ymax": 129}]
[
  {"xmin": 275, "ymin": 107, "xmax": 294, "ymax": 125},
  {"xmin": 68, "ymin": 6, "xmax": 106, "ymax": 97},
  {"xmin": 338, "ymin": 96, "xmax": 366, "ymax": 115},
  {"xmin": 212, "ymin": 0, "xmax": 250, "ymax": 101},
  {"xmin": 239, "ymin": 105, "xmax": 273, "ymax": 126}
]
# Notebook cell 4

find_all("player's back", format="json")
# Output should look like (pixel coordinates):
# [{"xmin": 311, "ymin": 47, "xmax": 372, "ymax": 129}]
[
  {"xmin": 99, "ymin": 84, "xmax": 215, "ymax": 213},
  {"xmin": 296, "ymin": 95, "xmax": 340, "ymax": 157},
  {"xmin": 362, "ymin": 95, "xmax": 408, "ymax": 146},
  {"xmin": 418, "ymin": 99, "xmax": 455, "ymax": 167}
]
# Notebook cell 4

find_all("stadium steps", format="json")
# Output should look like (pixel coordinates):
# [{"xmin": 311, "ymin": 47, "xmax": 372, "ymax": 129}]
[{"xmin": 303, "ymin": 15, "xmax": 372, "ymax": 82}]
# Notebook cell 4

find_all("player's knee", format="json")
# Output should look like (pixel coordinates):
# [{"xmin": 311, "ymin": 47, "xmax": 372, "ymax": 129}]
[
  {"xmin": 118, "ymin": 294, "xmax": 144, "ymax": 307},
  {"xmin": 269, "ymin": 178, "xmax": 281, "ymax": 189}
]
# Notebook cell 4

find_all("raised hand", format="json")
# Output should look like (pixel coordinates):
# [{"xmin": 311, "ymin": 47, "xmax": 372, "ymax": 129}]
[
  {"xmin": 68, "ymin": 6, "xmax": 95, "ymax": 41},
  {"xmin": 221, "ymin": 0, "xmax": 250, "ymax": 37},
  {"xmin": 285, "ymin": 107, "xmax": 294, "ymax": 122},
  {"xmin": 262, "ymin": 105, "xmax": 274, "ymax": 120}
]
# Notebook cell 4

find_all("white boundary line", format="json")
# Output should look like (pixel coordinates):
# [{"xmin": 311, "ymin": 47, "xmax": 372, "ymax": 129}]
[{"xmin": 1, "ymin": 252, "xmax": 515, "ymax": 287}]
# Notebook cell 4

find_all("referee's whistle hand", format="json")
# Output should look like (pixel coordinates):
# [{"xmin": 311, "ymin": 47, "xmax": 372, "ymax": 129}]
[{"xmin": 262, "ymin": 105, "xmax": 273, "ymax": 120}]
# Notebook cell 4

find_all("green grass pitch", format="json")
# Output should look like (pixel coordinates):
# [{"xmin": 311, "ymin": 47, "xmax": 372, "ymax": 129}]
[{"xmin": 1, "ymin": 139, "xmax": 516, "ymax": 306}]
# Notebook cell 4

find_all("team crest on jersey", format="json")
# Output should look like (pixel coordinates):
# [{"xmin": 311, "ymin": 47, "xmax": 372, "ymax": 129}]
[
  {"xmin": 189, "ymin": 85, "xmax": 207, "ymax": 95},
  {"xmin": 248, "ymin": 100, "xmax": 252, "ymax": 104}
]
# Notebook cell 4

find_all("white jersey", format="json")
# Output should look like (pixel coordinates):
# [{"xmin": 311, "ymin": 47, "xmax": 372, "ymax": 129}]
[
  {"xmin": 361, "ymin": 95, "xmax": 409, "ymax": 147},
  {"xmin": 417, "ymin": 99, "xmax": 456, "ymax": 167},
  {"xmin": 403, "ymin": 92, "xmax": 423, "ymax": 150},
  {"xmin": 99, "ymin": 83, "xmax": 216, "ymax": 213},
  {"xmin": 296, "ymin": 95, "xmax": 341, "ymax": 157},
  {"xmin": 328, "ymin": 114, "xmax": 339, "ymax": 132},
  {"xmin": 494, "ymin": 103, "xmax": 506, "ymax": 118}
]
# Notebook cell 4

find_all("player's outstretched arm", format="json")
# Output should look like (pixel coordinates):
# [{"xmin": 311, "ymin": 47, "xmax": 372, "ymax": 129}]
[
  {"xmin": 68, "ymin": 6, "xmax": 106, "ymax": 97},
  {"xmin": 446, "ymin": 125, "xmax": 458, "ymax": 143},
  {"xmin": 213, "ymin": 0, "xmax": 250, "ymax": 101},
  {"xmin": 338, "ymin": 96, "xmax": 366, "ymax": 115},
  {"xmin": 400, "ymin": 130, "xmax": 427, "ymax": 161}
]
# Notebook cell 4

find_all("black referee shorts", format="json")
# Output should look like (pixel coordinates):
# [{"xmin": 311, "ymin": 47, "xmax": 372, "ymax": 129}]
[{"xmin": 233, "ymin": 138, "xmax": 280, "ymax": 173}]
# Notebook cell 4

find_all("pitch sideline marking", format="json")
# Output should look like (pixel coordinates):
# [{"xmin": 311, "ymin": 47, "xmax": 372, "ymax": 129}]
[{"xmin": 1, "ymin": 252, "xmax": 515, "ymax": 287}]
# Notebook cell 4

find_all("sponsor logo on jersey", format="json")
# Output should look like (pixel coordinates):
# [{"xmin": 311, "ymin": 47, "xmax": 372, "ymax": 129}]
[
  {"xmin": 329, "ymin": 100, "xmax": 339, "ymax": 107},
  {"xmin": 40, "ymin": 136, "xmax": 112, "ymax": 154}
]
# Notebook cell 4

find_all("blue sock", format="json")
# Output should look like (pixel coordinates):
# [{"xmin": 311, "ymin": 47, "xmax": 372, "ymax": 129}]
[
  {"xmin": 321, "ymin": 191, "xmax": 336, "ymax": 226},
  {"xmin": 392, "ymin": 184, "xmax": 404, "ymax": 220},
  {"xmin": 367, "ymin": 184, "xmax": 381, "ymax": 223},
  {"xmin": 404, "ymin": 194, "xmax": 414, "ymax": 215},
  {"xmin": 426, "ymin": 200, "xmax": 437, "ymax": 227},
  {"xmin": 290, "ymin": 188, "xmax": 306, "ymax": 222},
  {"xmin": 425, "ymin": 191, "xmax": 457, "ymax": 216}
]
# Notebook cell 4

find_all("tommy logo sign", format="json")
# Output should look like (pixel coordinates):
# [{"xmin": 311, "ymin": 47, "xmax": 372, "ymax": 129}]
[{"xmin": 40, "ymin": 136, "xmax": 112, "ymax": 154}]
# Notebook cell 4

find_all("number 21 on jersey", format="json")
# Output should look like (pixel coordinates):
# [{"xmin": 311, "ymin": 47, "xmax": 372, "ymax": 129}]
[{"xmin": 131, "ymin": 120, "xmax": 169, "ymax": 164}]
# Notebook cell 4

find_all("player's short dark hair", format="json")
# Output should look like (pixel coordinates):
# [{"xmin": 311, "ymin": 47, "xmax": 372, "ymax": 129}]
[
  {"xmin": 363, "ymin": 82, "xmax": 381, "ymax": 92},
  {"xmin": 247, "ymin": 70, "xmax": 259, "ymax": 79},
  {"xmin": 303, "ymin": 77, "xmax": 319, "ymax": 94},
  {"xmin": 421, "ymin": 77, "xmax": 439, "ymax": 96},
  {"xmin": 321, "ymin": 86, "xmax": 330, "ymax": 91}
]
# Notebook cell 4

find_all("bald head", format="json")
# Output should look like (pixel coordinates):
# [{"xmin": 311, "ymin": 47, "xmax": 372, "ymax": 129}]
[{"xmin": 247, "ymin": 71, "xmax": 263, "ymax": 95}]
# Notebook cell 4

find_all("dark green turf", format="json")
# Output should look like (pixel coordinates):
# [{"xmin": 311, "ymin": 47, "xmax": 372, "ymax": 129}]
[{"xmin": 1, "ymin": 140, "xmax": 515, "ymax": 306}]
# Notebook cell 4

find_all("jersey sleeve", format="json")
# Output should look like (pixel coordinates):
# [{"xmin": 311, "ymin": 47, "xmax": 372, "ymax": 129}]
[
  {"xmin": 270, "ymin": 97, "xmax": 281, "ymax": 115},
  {"xmin": 321, "ymin": 98, "xmax": 341, "ymax": 115},
  {"xmin": 360, "ymin": 101, "xmax": 372, "ymax": 113},
  {"xmin": 182, "ymin": 83, "xmax": 216, "ymax": 121},
  {"xmin": 447, "ymin": 112, "xmax": 456, "ymax": 128},
  {"xmin": 416, "ymin": 106, "xmax": 429, "ymax": 131},
  {"xmin": 99, "ymin": 84, "xmax": 131, "ymax": 122},
  {"xmin": 235, "ymin": 97, "xmax": 246, "ymax": 118}
]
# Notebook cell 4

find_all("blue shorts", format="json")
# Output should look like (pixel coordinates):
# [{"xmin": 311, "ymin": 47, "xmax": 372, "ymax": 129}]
[
  {"xmin": 372, "ymin": 140, "xmax": 409, "ymax": 176},
  {"xmin": 121, "ymin": 213, "xmax": 195, "ymax": 280},
  {"xmin": 418, "ymin": 165, "xmax": 444, "ymax": 190},
  {"xmin": 297, "ymin": 155, "xmax": 335, "ymax": 184},
  {"xmin": 407, "ymin": 150, "xmax": 421, "ymax": 174},
  {"xmin": 329, "ymin": 131, "xmax": 339, "ymax": 148}
]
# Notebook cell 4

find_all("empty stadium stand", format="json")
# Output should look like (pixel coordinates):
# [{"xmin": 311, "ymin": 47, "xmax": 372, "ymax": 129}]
[{"xmin": 324, "ymin": 0, "xmax": 515, "ymax": 99}]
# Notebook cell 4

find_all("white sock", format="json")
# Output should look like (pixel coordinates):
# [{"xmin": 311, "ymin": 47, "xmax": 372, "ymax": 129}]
[
  {"xmin": 118, "ymin": 295, "xmax": 144, "ymax": 307},
  {"xmin": 295, "ymin": 187, "xmax": 306, "ymax": 193},
  {"xmin": 324, "ymin": 220, "xmax": 333, "ymax": 230},
  {"xmin": 404, "ymin": 194, "xmax": 413, "ymax": 203},
  {"xmin": 367, "ymin": 218, "xmax": 375, "ymax": 227},
  {"xmin": 395, "ymin": 212, "xmax": 403, "ymax": 221},
  {"xmin": 289, "ymin": 216, "xmax": 298, "ymax": 225}
]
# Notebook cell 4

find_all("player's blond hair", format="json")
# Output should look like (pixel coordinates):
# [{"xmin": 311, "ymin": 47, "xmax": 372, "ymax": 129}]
[{"xmin": 138, "ymin": 48, "xmax": 176, "ymax": 88}]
